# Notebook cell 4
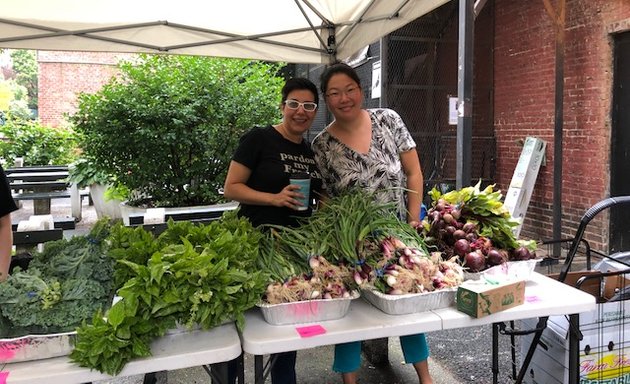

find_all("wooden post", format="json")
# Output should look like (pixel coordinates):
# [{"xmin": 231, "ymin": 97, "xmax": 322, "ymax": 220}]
[{"xmin": 543, "ymin": 0, "xmax": 566, "ymax": 259}]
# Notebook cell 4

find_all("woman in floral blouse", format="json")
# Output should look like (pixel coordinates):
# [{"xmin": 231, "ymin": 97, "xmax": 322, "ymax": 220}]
[{"xmin": 312, "ymin": 62, "xmax": 431, "ymax": 384}]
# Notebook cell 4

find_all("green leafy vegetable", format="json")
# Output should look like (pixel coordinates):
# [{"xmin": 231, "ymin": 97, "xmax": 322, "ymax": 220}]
[
  {"xmin": 0, "ymin": 219, "xmax": 115, "ymax": 337},
  {"xmin": 268, "ymin": 189, "xmax": 425, "ymax": 266},
  {"xmin": 70, "ymin": 212, "xmax": 268, "ymax": 375}
]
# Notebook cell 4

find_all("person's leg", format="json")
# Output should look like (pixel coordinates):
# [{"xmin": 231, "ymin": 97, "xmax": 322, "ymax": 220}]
[
  {"xmin": 411, "ymin": 360, "xmax": 433, "ymax": 384},
  {"xmin": 270, "ymin": 351, "xmax": 297, "ymax": 384},
  {"xmin": 400, "ymin": 334, "xmax": 433, "ymax": 384},
  {"xmin": 333, "ymin": 341, "xmax": 362, "ymax": 384},
  {"xmin": 341, "ymin": 372, "xmax": 358, "ymax": 384}
]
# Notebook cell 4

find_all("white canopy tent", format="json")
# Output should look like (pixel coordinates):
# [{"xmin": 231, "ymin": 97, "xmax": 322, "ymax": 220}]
[
  {"xmin": 0, "ymin": 0, "xmax": 450, "ymax": 63},
  {"xmin": 1, "ymin": 0, "xmax": 483, "ymax": 194}
]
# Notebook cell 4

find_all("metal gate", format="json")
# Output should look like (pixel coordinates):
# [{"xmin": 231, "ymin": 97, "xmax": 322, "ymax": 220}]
[{"xmin": 295, "ymin": 1, "xmax": 496, "ymax": 203}]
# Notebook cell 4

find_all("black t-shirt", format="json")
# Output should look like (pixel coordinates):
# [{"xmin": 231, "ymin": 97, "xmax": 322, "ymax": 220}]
[
  {"xmin": 232, "ymin": 125, "xmax": 323, "ymax": 228},
  {"xmin": 1, "ymin": 165, "xmax": 18, "ymax": 218}
]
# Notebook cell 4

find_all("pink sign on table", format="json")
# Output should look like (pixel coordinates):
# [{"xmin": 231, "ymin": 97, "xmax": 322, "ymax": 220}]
[{"xmin": 296, "ymin": 325, "xmax": 326, "ymax": 338}]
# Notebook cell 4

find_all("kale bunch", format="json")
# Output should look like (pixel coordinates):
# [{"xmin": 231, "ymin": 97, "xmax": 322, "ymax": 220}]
[{"xmin": 0, "ymin": 219, "xmax": 115, "ymax": 336}]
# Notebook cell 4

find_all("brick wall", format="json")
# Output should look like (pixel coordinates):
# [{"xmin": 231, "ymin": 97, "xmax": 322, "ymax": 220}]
[
  {"xmin": 494, "ymin": 0, "xmax": 630, "ymax": 251},
  {"xmin": 37, "ymin": 51, "xmax": 134, "ymax": 127}
]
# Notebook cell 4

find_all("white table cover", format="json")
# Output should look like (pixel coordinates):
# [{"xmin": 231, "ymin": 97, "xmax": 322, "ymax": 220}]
[{"xmin": 3, "ymin": 323, "xmax": 241, "ymax": 384}]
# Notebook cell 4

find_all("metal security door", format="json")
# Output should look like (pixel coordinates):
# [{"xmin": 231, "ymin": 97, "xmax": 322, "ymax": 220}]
[{"xmin": 610, "ymin": 32, "xmax": 630, "ymax": 252}]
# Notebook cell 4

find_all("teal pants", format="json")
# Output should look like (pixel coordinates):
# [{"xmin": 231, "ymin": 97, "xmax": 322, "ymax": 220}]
[{"xmin": 332, "ymin": 334, "xmax": 429, "ymax": 373}]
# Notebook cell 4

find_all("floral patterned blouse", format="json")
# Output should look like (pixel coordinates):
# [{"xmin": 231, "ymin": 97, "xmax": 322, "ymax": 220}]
[{"xmin": 312, "ymin": 108, "xmax": 416, "ymax": 219}]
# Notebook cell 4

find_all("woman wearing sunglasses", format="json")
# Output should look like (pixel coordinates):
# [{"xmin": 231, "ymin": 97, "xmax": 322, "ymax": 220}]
[{"xmin": 223, "ymin": 77, "xmax": 323, "ymax": 384}]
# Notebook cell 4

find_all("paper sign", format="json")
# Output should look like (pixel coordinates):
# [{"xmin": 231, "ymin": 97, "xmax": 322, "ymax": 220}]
[
  {"xmin": 371, "ymin": 61, "xmax": 381, "ymax": 99},
  {"xmin": 448, "ymin": 96, "xmax": 458, "ymax": 125},
  {"xmin": 144, "ymin": 208, "xmax": 166, "ymax": 224},
  {"xmin": 0, "ymin": 371, "xmax": 9, "ymax": 384},
  {"xmin": 296, "ymin": 325, "xmax": 326, "ymax": 338}
]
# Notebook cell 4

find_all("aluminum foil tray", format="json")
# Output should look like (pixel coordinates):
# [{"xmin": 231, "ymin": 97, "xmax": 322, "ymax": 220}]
[
  {"xmin": 257, "ymin": 292, "xmax": 359, "ymax": 325},
  {"xmin": 483, "ymin": 259, "xmax": 542, "ymax": 280},
  {"xmin": 465, "ymin": 259, "xmax": 542, "ymax": 281},
  {"xmin": 362, "ymin": 288, "xmax": 457, "ymax": 315},
  {"xmin": 0, "ymin": 331, "xmax": 76, "ymax": 363}
]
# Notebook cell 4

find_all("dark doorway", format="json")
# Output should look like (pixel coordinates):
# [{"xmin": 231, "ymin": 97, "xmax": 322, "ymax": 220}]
[{"xmin": 610, "ymin": 31, "xmax": 630, "ymax": 253}]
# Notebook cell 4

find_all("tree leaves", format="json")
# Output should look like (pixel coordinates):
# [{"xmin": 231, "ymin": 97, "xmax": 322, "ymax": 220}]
[{"xmin": 70, "ymin": 55, "xmax": 285, "ymax": 207}]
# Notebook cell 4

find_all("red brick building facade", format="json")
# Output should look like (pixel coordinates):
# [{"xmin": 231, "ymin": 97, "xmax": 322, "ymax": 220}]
[
  {"xmin": 37, "ymin": 51, "xmax": 132, "ymax": 127},
  {"xmin": 494, "ymin": 0, "xmax": 630, "ymax": 251}
]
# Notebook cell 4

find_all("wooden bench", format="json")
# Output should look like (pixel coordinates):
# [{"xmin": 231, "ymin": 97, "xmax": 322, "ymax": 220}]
[
  {"xmin": 6, "ymin": 166, "xmax": 90, "ymax": 219},
  {"xmin": 11, "ymin": 228, "xmax": 64, "ymax": 256},
  {"xmin": 127, "ymin": 206, "xmax": 231, "ymax": 235},
  {"xmin": 9, "ymin": 229, "xmax": 65, "ymax": 273},
  {"xmin": 13, "ymin": 229, "xmax": 64, "ymax": 245},
  {"xmin": 12, "ymin": 190, "xmax": 77, "ymax": 201},
  {"xmin": 12, "ymin": 217, "xmax": 76, "ymax": 231}
]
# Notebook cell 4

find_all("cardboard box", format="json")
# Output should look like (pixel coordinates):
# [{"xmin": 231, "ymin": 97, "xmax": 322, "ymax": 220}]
[
  {"xmin": 520, "ymin": 317, "xmax": 630, "ymax": 383},
  {"xmin": 603, "ymin": 273, "xmax": 630, "ymax": 300},
  {"xmin": 519, "ymin": 271, "xmax": 630, "ymax": 383},
  {"xmin": 456, "ymin": 279, "xmax": 526, "ymax": 318},
  {"xmin": 503, "ymin": 136, "xmax": 546, "ymax": 238},
  {"xmin": 522, "ymin": 359, "xmax": 564, "ymax": 384},
  {"xmin": 548, "ymin": 271, "xmax": 630, "ymax": 329},
  {"xmin": 550, "ymin": 270, "xmax": 630, "ymax": 300},
  {"xmin": 548, "ymin": 270, "xmax": 602, "ymax": 297}
]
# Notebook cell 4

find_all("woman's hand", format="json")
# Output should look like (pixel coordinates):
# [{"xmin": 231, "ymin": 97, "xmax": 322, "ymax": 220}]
[{"xmin": 272, "ymin": 184, "xmax": 306, "ymax": 210}]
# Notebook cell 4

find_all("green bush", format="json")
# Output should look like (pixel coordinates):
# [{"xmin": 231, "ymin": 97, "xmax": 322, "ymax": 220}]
[
  {"xmin": 71, "ymin": 54, "xmax": 284, "ymax": 208},
  {"xmin": 67, "ymin": 157, "xmax": 130, "ymax": 202},
  {"xmin": 67, "ymin": 157, "xmax": 113, "ymax": 187},
  {"xmin": 0, "ymin": 115, "xmax": 79, "ymax": 166}
]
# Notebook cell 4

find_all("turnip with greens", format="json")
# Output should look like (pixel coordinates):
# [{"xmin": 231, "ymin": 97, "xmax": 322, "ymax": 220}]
[
  {"xmin": 453, "ymin": 238, "xmax": 471, "ymax": 257},
  {"xmin": 486, "ymin": 248, "xmax": 507, "ymax": 266},
  {"xmin": 464, "ymin": 250, "xmax": 486, "ymax": 272},
  {"xmin": 453, "ymin": 229, "xmax": 467, "ymax": 240},
  {"xmin": 511, "ymin": 246, "xmax": 533, "ymax": 261}
]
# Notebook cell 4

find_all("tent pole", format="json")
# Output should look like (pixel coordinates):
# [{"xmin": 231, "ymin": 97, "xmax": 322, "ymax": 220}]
[{"xmin": 456, "ymin": 0, "xmax": 474, "ymax": 189}]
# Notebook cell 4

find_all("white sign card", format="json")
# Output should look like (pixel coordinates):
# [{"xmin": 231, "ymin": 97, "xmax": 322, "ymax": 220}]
[
  {"xmin": 371, "ymin": 60, "xmax": 381, "ymax": 99},
  {"xmin": 448, "ymin": 96, "xmax": 458, "ymax": 125}
]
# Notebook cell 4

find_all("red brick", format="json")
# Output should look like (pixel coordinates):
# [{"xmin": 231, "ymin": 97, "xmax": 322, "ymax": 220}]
[{"xmin": 494, "ymin": 0, "xmax": 629, "ymax": 252}]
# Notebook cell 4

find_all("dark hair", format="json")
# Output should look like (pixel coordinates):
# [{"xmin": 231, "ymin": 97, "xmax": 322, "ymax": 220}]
[
  {"xmin": 281, "ymin": 77, "xmax": 319, "ymax": 105},
  {"xmin": 319, "ymin": 62, "xmax": 362, "ymax": 96}
]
